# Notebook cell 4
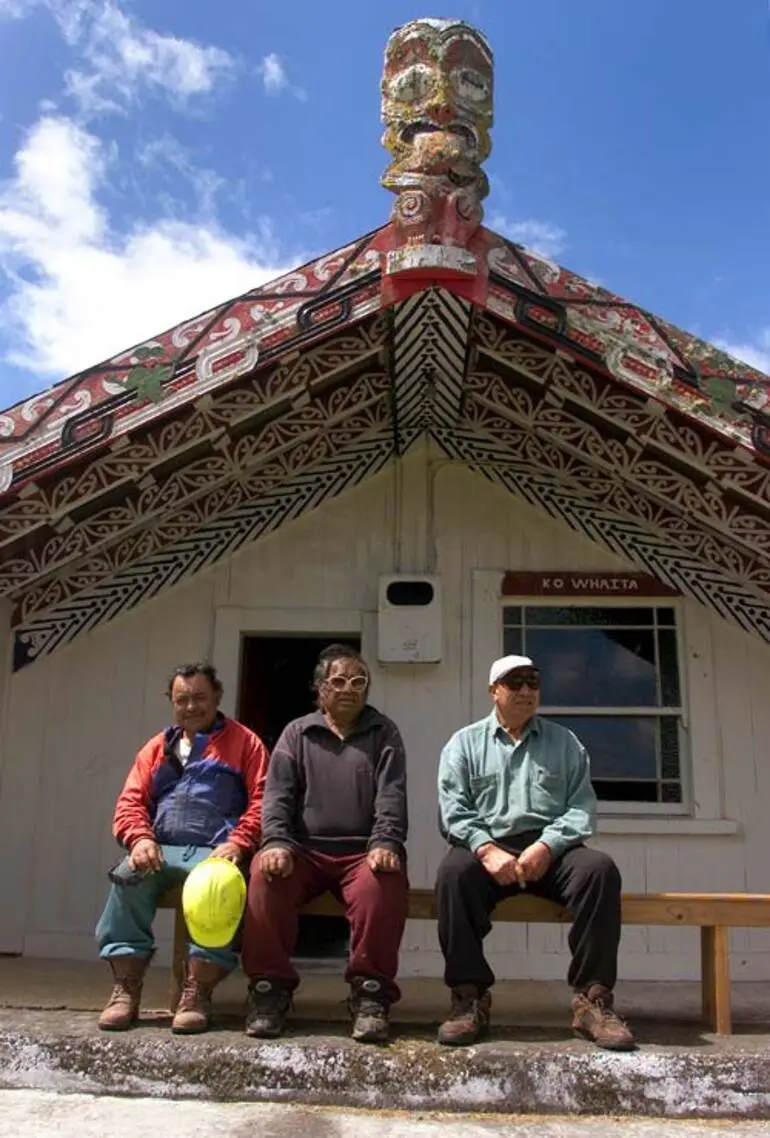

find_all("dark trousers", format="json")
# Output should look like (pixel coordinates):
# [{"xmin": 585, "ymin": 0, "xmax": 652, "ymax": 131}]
[
  {"xmin": 242, "ymin": 849, "xmax": 409, "ymax": 1004},
  {"xmin": 436, "ymin": 838, "xmax": 622, "ymax": 993}
]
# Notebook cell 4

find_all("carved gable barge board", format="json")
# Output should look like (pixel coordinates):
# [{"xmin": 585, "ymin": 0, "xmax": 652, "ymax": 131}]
[
  {"xmin": 0, "ymin": 235, "xmax": 385, "ymax": 496},
  {"xmin": 472, "ymin": 313, "xmax": 770, "ymax": 553},
  {"xmin": 0, "ymin": 305, "xmax": 386, "ymax": 553},
  {"xmin": 434, "ymin": 427, "xmax": 770, "ymax": 645},
  {"xmin": 13, "ymin": 426, "xmax": 423, "ymax": 669},
  {"xmin": 462, "ymin": 365, "xmax": 770, "ymax": 570},
  {"xmin": 475, "ymin": 311, "xmax": 770, "ymax": 511},
  {"xmin": 0, "ymin": 328, "xmax": 388, "ymax": 597},
  {"xmin": 482, "ymin": 230, "xmax": 770, "ymax": 464},
  {"xmin": 11, "ymin": 371, "xmax": 392, "ymax": 621},
  {"xmin": 449, "ymin": 412, "xmax": 770, "ymax": 602}
]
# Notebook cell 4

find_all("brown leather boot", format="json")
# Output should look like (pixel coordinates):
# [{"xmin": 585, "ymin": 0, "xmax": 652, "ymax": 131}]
[
  {"xmin": 171, "ymin": 958, "xmax": 229, "ymax": 1034},
  {"xmin": 437, "ymin": 984, "xmax": 492, "ymax": 1046},
  {"xmin": 98, "ymin": 957, "xmax": 148, "ymax": 1031},
  {"xmin": 572, "ymin": 984, "xmax": 636, "ymax": 1051}
]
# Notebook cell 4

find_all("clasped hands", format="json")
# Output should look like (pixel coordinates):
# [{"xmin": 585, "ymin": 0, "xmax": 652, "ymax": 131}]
[
  {"xmin": 476, "ymin": 840, "xmax": 552, "ymax": 887},
  {"xmin": 259, "ymin": 845, "xmax": 400, "ymax": 880}
]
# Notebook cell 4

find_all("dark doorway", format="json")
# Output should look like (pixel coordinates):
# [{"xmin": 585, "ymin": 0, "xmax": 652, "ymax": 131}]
[{"xmin": 237, "ymin": 632, "xmax": 361, "ymax": 967}]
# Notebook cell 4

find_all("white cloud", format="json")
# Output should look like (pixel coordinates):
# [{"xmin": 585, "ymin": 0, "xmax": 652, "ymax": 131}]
[
  {"xmin": 136, "ymin": 135, "xmax": 225, "ymax": 218},
  {"xmin": 0, "ymin": 0, "xmax": 37, "ymax": 15},
  {"xmin": 713, "ymin": 330, "xmax": 770, "ymax": 375},
  {"xmin": 63, "ymin": 68, "xmax": 123, "ymax": 117},
  {"xmin": 0, "ymin": 0, "xmax": 235, "ymax": 116},
  {"xmin": 0, "ymin": 116, "xmax": 293, "ymax": 378},
  {"xmin": 257, "ymin": 52, "xmax": 305, "ymax": 101},
  {"xmin": 489, "ymin": 214, "xmax": 568, "ymax": 260},
  {"xmin": 258, "ymin": 53, "xmax": 287, "ymax": 95}
]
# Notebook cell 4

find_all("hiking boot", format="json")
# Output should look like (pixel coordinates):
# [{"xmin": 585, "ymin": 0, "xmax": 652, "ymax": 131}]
[
  {"xmin": 572, "ymin": 984, "xmax": 636, "ymax": 1051},
  {"xmin": 348, "ymin": 977, "xmax": 390, "ymax": 1044},
  {"xmin": 98, "ymin": 957, "xmax": 148, "ymax": 1031},
  {"xmin": 245, "ymin": 978, "xmax": 292, "ymax": 1038},
  {"xmin": 171, "ymin": 958, "xmax": 229, "ymax": 1035},
  {"xmin": 437, "ymin": 983, "xmax": 492, "ymax": 1046}
]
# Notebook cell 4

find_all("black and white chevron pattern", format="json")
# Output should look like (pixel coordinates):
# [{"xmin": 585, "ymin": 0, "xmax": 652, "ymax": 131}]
[{"xmin": 391, "ymin": 289, "xmax": 472, "ymax": 439}]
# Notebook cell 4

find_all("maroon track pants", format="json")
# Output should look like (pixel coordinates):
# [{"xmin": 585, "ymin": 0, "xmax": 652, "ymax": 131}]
[{"xmin": 241, "ymin": 849, "xmax": 409, "ymax": 1004}]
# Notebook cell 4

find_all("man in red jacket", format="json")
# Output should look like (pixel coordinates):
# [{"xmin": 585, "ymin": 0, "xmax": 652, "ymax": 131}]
[{"xmin": 96, "ymin": 663, "xmax": 269, "ymax": 1035}]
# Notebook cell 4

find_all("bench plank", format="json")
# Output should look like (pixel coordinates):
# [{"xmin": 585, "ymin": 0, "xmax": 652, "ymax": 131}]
[{"xmin": 158, "ymin": 886, "xmax": 770, "ymax": 1033}]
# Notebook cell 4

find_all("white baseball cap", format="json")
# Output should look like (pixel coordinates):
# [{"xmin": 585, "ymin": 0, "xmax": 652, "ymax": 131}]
[{"xmin": 488, "ymin": 655, "xmax": 537, "ymax": 685}]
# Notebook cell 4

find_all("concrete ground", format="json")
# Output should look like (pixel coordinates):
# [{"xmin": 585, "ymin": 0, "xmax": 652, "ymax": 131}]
[
  {"xmin": 2, "ymin": 958, "xmax": 770, "ymax": 1119},
  {"xmin": 5, "ymin": 954, "xmax": 770, "ymax": 1030},
  {"xmin": 3, "ymin": 1091, "xmax": 770, "ymax": 1137}
]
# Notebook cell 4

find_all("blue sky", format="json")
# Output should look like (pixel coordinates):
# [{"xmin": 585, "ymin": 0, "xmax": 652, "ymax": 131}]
[{"xmin": 0, "ymin": 0, "xmax": 769, "ymax": 409}]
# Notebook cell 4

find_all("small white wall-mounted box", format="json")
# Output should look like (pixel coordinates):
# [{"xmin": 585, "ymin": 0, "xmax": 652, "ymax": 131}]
[{"xmin": 377, "ymin": 575, "xmax": 442, "ymax": 663}]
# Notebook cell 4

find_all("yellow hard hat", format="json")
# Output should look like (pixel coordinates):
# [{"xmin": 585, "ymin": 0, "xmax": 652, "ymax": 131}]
[{"xmin": 182, "ymin": 858, "xmax": 247, "ymax": 948}]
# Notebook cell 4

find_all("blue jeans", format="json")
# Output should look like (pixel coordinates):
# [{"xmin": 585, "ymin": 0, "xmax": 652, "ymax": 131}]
[{"xmin": 95, "ymin": 843, "xmax": 238, "ymax": 971}]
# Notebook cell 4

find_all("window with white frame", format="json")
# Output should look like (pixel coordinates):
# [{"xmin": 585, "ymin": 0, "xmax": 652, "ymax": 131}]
[{"xmin": 502, "ymin": 603, "xmax": 686, "ymax": 811}]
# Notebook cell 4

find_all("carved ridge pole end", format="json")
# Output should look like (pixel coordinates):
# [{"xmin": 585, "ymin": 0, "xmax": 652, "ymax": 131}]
[{"xmin": 378, "ymin": 18, "xmax": 494, "ymax": 305}]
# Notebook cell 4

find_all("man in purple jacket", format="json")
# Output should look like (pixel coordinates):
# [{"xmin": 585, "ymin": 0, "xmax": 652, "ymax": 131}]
[{"xmin": 241, "ymin": 644, "xmax": 409, "ymax": 1043}]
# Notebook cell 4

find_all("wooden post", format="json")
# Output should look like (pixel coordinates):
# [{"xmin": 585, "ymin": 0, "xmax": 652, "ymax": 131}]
[
  {"xmin": 701, "ymin": 925, "xmax": 731, "ymax": 1033},
  {"xmin": 169, "ymin": 901, "xmax": 187, "ymax": 1012}
]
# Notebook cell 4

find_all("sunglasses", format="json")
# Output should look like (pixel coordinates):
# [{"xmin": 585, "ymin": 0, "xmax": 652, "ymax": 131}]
[
  {"xmin": 325, "ymin": 674, "xmax": 368, "ymax": 692},
  {"xmin": 499, "ymin": 673, "xmax": 540, "ymax": 691}
]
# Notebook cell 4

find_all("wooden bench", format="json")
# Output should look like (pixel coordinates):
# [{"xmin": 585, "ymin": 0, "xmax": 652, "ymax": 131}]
[{"xmin": 158, "ymin": 887, "xmax": 770, "ymax": 1034}]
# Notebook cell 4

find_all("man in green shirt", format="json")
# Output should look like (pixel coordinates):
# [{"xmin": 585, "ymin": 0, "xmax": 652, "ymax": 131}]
[{"xmin": 435, "ymin": 654, "xmax": 634, "ymax": 1051}]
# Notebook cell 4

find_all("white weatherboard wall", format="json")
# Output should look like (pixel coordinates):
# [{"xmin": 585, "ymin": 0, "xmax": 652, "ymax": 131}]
[{"xmin": 1, "ymin": 446, "xmax": 768, "ymax": 980}]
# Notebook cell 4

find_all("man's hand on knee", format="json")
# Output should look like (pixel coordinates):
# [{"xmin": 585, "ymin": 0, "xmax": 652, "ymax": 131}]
[
  {"xmin": 210, "ymin": 841, "xmax": 242, "ymax": 863},
  {"xmin": 367, "ymin": 847, "xmax": 401, "ymax": 874},
  {"xmin": 259, "ymin": 847, "xmax": 294, "ymax": 880},
  {"xmin": 128, "ymin": 838, "xmax": 163, "ymax": 874},
  {"xmin": 476, "ymin": 843, "xmax": 520, "ymax": 886},
  {"xmin": 515, "ymin": 840, "xmax": 553, "ymax": 884}
]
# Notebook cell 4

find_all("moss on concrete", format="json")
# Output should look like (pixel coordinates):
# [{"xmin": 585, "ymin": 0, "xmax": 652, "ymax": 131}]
[{"xmin": 1, "ymin": 1010, "xmax": 770, "ymax": 1119}]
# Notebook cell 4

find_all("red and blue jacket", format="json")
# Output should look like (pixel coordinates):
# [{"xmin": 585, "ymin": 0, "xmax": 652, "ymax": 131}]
[{"xmin": 112, "ymin": 715, "xmax": 270, "ymax": 855}]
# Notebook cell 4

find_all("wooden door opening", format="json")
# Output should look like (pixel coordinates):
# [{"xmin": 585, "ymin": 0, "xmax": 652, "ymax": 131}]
[{"xmin": 237, "ymin": 632, "xmax": 361, "ymax": 967}]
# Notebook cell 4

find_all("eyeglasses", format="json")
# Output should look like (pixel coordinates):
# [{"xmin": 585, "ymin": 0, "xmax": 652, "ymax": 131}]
[
  {"xmin": 325, "ymin": 675, "xmax": 368, "ymax": 692},
  {"xmin": 499, "ymin": 674, "xmax": 540, "ymax": 691}
]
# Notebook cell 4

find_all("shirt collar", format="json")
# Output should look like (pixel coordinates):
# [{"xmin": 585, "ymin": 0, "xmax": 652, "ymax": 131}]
[
  {"xmin": 301, "ymin": 704, "xmax": 380, "ymax": 736},
  {"xmin": 489, "ymin": 709, "xmax": 541, "ymax": 742}
]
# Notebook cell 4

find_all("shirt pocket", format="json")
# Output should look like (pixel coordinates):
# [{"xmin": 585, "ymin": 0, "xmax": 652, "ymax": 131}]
[
  {"xmin": 530, "ymin": 767, "xmax": 565, "ymax": 815},
  {"xmin": 469, "ymin": 773, "xmax": 500, "ymax": 815}
]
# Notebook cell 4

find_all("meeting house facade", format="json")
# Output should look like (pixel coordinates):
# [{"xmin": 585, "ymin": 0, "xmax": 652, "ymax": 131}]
[{"xmin": 1, "ymin": 19, "xmax": 770, "ymax": 981}]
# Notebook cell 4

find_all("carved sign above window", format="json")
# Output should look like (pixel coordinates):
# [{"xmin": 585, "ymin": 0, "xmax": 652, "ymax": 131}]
[{"xmin": 502, "ymin": 572, "xmax": 679, "ymax": 598}]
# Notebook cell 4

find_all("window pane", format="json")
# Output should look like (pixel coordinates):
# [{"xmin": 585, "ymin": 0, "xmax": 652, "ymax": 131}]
[
  {"xmin": 661, "ymin": 782, "xmax": 683, "ymax": 804},
  {"xmin": 592, "ymin": 779, "xmax": 659, "ymax": 803},
  {"xmin": 503, "ymin": 606, "xmax": 522, "ymax": 626},
  {"xmin": 526, "ymin": 607, "xmax": 654, "ymax": 627},
  {"xmin": 656, "ymin": 607, "xmax": 676, "ymax": 626},
  {"xmin": 547, "ymin": 715, "xmax": 657, "ymax": 779},
  {"xmin": 658, "ymin": 630, "xmax": 681, "ymax": 706},
  {"xmin": 528, "ymin": 628, "xmax": 657, "ymax": 706},
  {"xmin": 503, "ymin": 627, "xmax": 524, "ymax": 655},
  {"xmin": 659, "ymin": 717, "xmax": 681, "ymax": 781}
]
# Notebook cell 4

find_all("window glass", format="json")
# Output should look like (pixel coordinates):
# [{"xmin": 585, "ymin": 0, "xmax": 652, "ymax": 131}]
[
  {"xmin": 503, "ymin": 602, "xmax": 685, "ymax": 807},
  {"xmin": 548, "ymin": 715, "xmax": 657, "ymax": 780},
  {"xmin": 527, "ymin": 628, "xmax": 657, "ymax": 706},
  {"xmin": 526, "ymin": 607, "xmax": 655, "ymax": 627}
]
